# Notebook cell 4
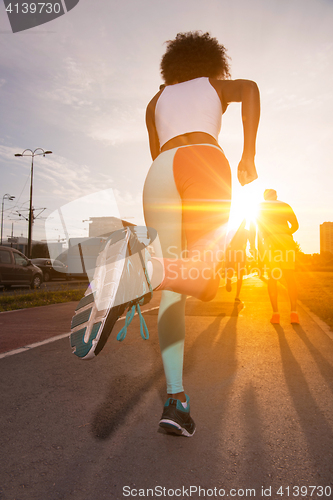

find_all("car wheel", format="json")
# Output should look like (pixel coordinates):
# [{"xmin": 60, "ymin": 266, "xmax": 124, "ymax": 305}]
[
  {"xmin": 31, "ymin": 274, "xmax": 42, "ymax": 289},
  {"xmin": 43, "ymin": 271, "xmax": 51, "ymax": 282}
]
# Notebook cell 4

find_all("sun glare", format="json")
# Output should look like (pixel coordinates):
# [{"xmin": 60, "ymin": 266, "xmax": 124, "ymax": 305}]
[{"xmin": 227, "ymin": 182, "xmax": 263, "ymax": 235}]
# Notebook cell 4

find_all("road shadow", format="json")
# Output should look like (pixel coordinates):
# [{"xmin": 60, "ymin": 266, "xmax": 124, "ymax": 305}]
[
  {"xmin": 90, "ymin": 299, "xmax": 235, "ymax": 440},
  {"xmin": 241, "ymin": 383, "xmax": 271, "ymax": 489},
  {"xmin": 274, "ymin": 324, "xmax": 333, "ymax": 466},
  {"xmin": 90, "ymin": 342, "xmax": 164, "ymax": 439},
  {"xmin": 292, "ymin": 324, "xmax": 333, "ymax": 395}
]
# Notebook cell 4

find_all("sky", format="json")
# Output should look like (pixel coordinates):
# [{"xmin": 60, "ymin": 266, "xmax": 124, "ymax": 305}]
[{"xmin": 0, "ymin": 0, "xmax": 332, "ymax": 254}]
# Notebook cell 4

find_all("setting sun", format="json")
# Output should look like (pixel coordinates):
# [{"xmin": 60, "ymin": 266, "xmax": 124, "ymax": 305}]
[{"xmin": 227, "ymin": 181, "xmax": 264, "ymax": 236}]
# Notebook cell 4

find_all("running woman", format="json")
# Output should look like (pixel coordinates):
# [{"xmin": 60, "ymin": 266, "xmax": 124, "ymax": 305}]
[{"xmin": 143, "ymin": 31, "xmax": 260, "ymax": 436}]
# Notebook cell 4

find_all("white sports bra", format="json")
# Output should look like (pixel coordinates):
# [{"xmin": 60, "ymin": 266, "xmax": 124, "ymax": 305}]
[{"xmin": 155, "ymin": 77, "xmax": 222, "ymax": 148}]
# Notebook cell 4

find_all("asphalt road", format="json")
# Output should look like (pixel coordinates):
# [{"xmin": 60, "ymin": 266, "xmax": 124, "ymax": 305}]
[{"xmin": 0, "ymin": 277, "xmax": 333, "ymax": 500}]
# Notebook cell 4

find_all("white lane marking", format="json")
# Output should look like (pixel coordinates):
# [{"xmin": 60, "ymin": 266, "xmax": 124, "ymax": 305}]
[
  {"xmin": 3, "ymin": 293, "xmax": 332, "ymax": 360},
  {"xmin": 0, "ymin": 305, "xmax": 160, "ymax": 359}
]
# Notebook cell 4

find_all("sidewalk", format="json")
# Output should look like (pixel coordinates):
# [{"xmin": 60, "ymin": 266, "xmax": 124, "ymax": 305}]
[{"xmin": 1, "ymin": 276, "xmax": 333, "ymax": 500}]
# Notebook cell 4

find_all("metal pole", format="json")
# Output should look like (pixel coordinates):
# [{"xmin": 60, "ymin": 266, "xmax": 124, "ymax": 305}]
[
  {"xmin": 27, "ymin": 155, "xmax": 34, "ymax": 259},
  {"xmin": 1, "ymin": 194, "xmax": 14, "ymax": 245},
  {"xmin": 1, "ymin": 196, "xmax": 4, "ymax": 245},
  {"xmin": 14, "ymin": 149, "xmax": 52, "ymax": 257}
]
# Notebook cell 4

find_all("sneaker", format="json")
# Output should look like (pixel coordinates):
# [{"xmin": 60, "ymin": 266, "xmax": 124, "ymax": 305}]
[
  {"xmin": 159, "ymin": 395, "xmax": 196, "ymax": 437},
  {"xmin": 290, "ymin": 312, "xmax": 300, "ymax": 324},
  {"xmin": 270, "ymin": 313, "xmax": 280, "ymax": 324},
  {"xmin": 70, "ymin": 227, "xmax": 153, "ymax": 360}
]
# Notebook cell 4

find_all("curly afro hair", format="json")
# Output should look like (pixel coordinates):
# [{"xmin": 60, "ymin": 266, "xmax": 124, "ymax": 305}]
[{"xmin": 160, "ymin": 31, "xmax": 231, "ymax": 85}]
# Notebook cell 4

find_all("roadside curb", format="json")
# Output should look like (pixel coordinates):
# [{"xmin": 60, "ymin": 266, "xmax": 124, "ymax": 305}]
[
  {"xmin": 298, "ymin": 300, "xmax": 333, "ymax": 342},
  {"xmin": 0, "ymin": 300, "xmax": 80, "ymax": 315}
]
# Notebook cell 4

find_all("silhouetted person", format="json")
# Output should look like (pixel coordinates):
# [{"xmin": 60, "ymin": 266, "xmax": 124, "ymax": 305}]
[
  {"xmin": 257, "ymin": 189, "xmax": 299, "ymax": 324},
  {"xmin": 225, "ymin": 219, "xmax": 255, "ymax": 308}
]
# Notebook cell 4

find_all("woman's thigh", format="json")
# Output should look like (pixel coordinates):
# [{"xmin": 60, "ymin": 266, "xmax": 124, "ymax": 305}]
[
  {"xmin": 143, "ymin": 145, "xmax": 231, "ymax": 262},
  {"xmin": 173, "ymin": 144, "xmax": 231, "ymax": 256},
  {"xmin": 143, "ymin": 148, "xmax": 183, "ymax": 259}
]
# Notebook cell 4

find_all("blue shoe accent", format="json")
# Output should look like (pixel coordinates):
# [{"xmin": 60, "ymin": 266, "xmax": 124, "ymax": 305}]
[
  {"xmin": 70, "ymin": 322, "xmax": 102, "ymax": 358},
  {"xmin": 116, "ymin": 245, "xmax": 153, "ymax": 342},
  {"xmin": 117, "ymin": 302, "xmax": 149, "ymax": 341}
]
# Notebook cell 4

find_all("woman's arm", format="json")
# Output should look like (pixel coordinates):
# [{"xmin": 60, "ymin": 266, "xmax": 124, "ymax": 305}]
[{"xmin": 215, "ymin": 79, "xmax": 260, "ymax": 185}]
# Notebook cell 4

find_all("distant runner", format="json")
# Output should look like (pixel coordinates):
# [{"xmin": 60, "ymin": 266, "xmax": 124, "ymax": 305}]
[
  {"xmin": 257, "ymin": 189, "xmax": 299, "ymax": 324},
  {"xmin": 225, "ymin": 219, "xmax": 255, "ymax": 308}
]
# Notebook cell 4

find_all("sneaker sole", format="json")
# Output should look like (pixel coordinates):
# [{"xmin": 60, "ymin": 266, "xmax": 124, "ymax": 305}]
[
  {"xmin": 159, "ymin": 419, "xmax": 196, "ymax": 438},
  {"xmin": 70, "ymin": 231, "xmax": 130, "ymax": 359}
]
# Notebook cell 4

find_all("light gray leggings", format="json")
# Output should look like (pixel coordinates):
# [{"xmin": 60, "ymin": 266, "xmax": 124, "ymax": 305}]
[{"xmin": 143, "ymin": 145, "xmax": 231, "ymax": 393}]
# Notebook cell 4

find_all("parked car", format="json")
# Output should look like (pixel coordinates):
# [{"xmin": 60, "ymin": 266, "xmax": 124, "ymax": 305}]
[
  {"xmin": 31, "ymin": 258, "xmax": 68, "ymax": 282},
  {"xmin": 0, "ymin": 246, "xmax": 43, "ymax": 290}
]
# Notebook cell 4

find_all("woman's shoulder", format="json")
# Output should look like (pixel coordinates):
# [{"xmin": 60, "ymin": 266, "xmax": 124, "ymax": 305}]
[{"xmin": 210, "ymin": 78, "xmax": 259, "ymax": 110}]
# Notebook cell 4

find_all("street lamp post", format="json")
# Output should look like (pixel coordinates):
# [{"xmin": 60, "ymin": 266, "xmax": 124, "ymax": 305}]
[
  {"xmin": 14, "ymin": 148, "xmax": 52, "ymax": 258},
  {"xmin": 1, "ymin": 193, "xmax": 15, "ymax": 245}
]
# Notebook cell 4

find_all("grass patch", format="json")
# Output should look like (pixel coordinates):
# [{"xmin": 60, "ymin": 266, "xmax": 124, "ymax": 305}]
[
  {"xmin": 0, "ymin": 289, "xmax": 85, "ymax": 312},
  {"xmin": 295, "ymin": 271, "xmax": 333, "ymax": 331}
]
